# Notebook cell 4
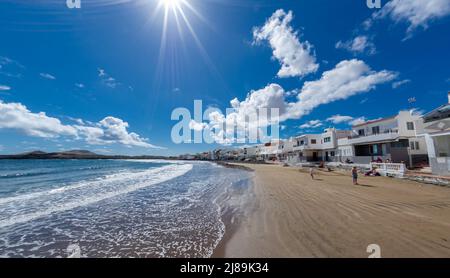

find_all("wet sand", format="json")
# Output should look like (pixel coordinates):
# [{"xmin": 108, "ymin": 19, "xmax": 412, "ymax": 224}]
[{"xmin": 215, "ymin": 164, "xmax": 450, "ymax": 258}]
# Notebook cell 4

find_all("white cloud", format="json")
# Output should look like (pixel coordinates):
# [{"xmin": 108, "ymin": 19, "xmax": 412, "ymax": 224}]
[
  {"xmin": 0, "ymin": 100, "xmax": 77, "ymax": 138},
  {"xmin": 300, "ymin": 120, "xmax": 322, "ymax": 129},
  {"xmin": 98, "ymin": 68, "xmax": 120, "ymax": 88},
  {"xmin": 0, "ymin": 99, "xmax": 163, "ymax": 149},
  {"xmin": 327, "ymin": 115, "xmax": 354, "ymax": 124},
  {"xmin": 230, "ymin": 83, "xmax": 288, "ymax": 120},
  {"xmin": 191, "ymin": 84, "xmax": 288, "ymax": 145},
  {"xmin": 200, "ymin": 59, "xmax": 396, "ymax": 144},
  {"xmin": 40, "ymin": 73, "xmax": 56, "ymax": 80},
  {"xmin": 76, "ymin": 117, "xmax": 164, "ymax": 149},
  {"xmin": 100, "ymin": 117, "xmax": 161, "ymax": 148},
  {"xmin": 189, "ymin": 120, "xmax": 207, "ymax": 131},
  {"xmin": 287, "ymin": 59, "xmax": 397, "ymax": 119},
  {"xmin": 349, "ymin": 117, "xmax": 367, "ymax": 126},
  {"xmin": 253, "ymin": 9, "xmax": 319, "ymax": 78},
  {"xmin": 75, "ymin": 83, "xmax": 85, "ymax": 88},
  {"xmin": 105, "ymin": 77, "xmax": 119, "ymax": 88},
  {"xmin": 0, "ymin": 85, "xmax": 11, "ymax": 91},
  {"xmin": 0, "ymin": 56, "xmax": 24, "ymax": 78},
  {"xmin": 392, "ymin": 79, "xmax": 411, "ymax": 89},
  {"xmin": 372, "ymin": 0, "xmax": 450, "ymax": 37},
  {"xmin": 335, "ymin": 36, "xmax": 376, "ymax": 55}
]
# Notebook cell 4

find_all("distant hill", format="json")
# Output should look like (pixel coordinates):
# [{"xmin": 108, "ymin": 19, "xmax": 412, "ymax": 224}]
[
  {"xmin": 61, "ymin": 150, "xmax": 98, "ymax": 155},
  {"xmin": 0, "ymin": 150, "xmax": 169, "ymax": 160}
]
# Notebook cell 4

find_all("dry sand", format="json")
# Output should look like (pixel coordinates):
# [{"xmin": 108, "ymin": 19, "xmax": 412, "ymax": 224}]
[{"xmin": 217, "ymin": 164, "xmax": 450, "ymax": 258}]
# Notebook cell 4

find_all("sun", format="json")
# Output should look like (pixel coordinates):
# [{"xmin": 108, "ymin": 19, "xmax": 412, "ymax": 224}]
[
  {"xmin": 159, "ymin": 0, "xmax": 182, "ymax": 10},
  {"xmin": 151, "ymin": 0, "xmax": 219, "ymax": 87}
]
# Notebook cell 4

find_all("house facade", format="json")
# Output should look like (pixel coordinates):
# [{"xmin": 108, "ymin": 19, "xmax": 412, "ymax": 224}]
[
  {"xmin": 283, "ymin": 128, "xmax": 351, "ymax": 164},
  {"xmin": 257, "ymin": 140, "xmax": 283, "ymax": 161},
  {"xmin": 338, "ymin": 111, "xmax": 428, "ymax": 167},
  {"xmin": 416, "ymin": 93, "xmax": 450, "ymax": 176}
]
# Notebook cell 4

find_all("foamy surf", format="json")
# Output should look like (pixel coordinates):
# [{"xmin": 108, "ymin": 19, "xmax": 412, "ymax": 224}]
[
  {"xmin": 0, "ymin": 163, "xmax": 193, "ymax": 228},
  {"xmin": 0, "ymin": 160, "xmax": 252, "ymax": 258}
]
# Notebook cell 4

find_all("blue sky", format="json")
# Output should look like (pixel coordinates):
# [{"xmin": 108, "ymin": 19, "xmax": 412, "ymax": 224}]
[{"xmin": 0, "ymin": 0, "xmax": 449, "ymax": 156}]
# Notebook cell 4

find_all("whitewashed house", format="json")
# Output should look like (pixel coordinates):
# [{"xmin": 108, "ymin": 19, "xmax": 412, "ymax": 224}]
[
  {"xmin": 240, "ymin": 145, "xmax": 259, "ymax": 161},
  {"xmin": 283, "ymin": 128, "xmax": 350, "ymax": 164},
  {"xmin": 341, "ymin": 111, "xmax": 428, "ymax": 167},
  {"xmin": 321, "ymin": 128, "xmax": 352, "ymax": 162},
  {"xmin": 257, "ymin": 140, "xmax": 283, "ymax": 162},
  {"xmin": 416, "ymin": 92, "xmax": 450, "ymax": 175},
  {"xmin": 280, "ymin": 138, "xmax": 295, "ymax": 162}
]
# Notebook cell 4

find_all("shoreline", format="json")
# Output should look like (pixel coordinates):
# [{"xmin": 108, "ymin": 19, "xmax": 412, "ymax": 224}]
[
  {"xmin": 214, "ymin": 163, "xmax": 450, "ymax": 258},
  {"xmin": 211, "ymin": 162, "xmax": 256, "ymax": 258},
  {"xmin": 211, "ymin": 207, "xmax": 238, "ymax": 258},
  {"xmin": 213, "ymin": 161, "xmax": 255, "ymax": 172}
]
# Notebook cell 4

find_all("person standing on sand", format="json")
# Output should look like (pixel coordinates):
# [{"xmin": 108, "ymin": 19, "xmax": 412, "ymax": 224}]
[
  {"xmin": 310, "ymin": 167, "xmax": 315, "ymax": 180},
  {"xmin": 352, "ymin": 167, "xmax": 358, "ymax": 185}
]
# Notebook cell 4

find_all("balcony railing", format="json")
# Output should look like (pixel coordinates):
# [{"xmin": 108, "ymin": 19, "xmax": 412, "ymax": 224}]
[
  {"xmin": 347, "ymin": 130, "xmax": 399, "ymax": 145},
  {"xmin": 349, "ymin": 129, "xmax": 398, "ymax": 140}
]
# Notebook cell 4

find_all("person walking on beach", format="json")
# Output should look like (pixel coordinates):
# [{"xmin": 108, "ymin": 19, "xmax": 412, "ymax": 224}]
[
  {"xmin": 310, "ymin": 167, "xmax": 315, "ymax": 180},
  {"xmin": 352, "ymin": 167, "xmax": 358, "ymax": 185}
]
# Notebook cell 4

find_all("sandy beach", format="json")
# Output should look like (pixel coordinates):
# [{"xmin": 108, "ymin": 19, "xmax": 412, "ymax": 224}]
[{"xmin": 215, "ymin": 164, "xmax": 450, "ymax": 258}]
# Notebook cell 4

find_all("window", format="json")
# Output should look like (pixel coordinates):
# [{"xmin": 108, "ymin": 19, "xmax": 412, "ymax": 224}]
[
  {"xmin": 407, "ymin": 122, "xmax": 415, "ymax": 130},
  {"xmin": 324, "ymin": 137, "xmax": 331, "ymax": 143},
  {"xmin": 372, "ymin": 145, "xmax": 379, "ymax": 155},
  {"xmin": 410, "ymin": 141, "xmax": 415, "ymax": 150},
  {"xmin": 330, "ymin": 151, "xmax": 335, "ymax": 157},
  {"xmin": 311, "ymin": 139, "xmax": 317, "ymax": 144},
  {"xmin": 358, "ymin": 129, "xmax": 365, "ymax": 136},
  {"xmin": 372, "ymin": 126, "xmax": 380, "ymax": 134},
  {"xmin": 415, "ymin": 142, "xmax": 420, "ymax": 150}
]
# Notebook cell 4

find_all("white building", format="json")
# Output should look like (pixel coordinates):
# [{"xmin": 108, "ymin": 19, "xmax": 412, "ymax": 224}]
[
  {"xmin": 257, "ymin": 140, "xmax": 283, "ymax": 162},
  {"xmin": 416, "ymin": 92, "xmax": 450, "ymax": 175},
  {"xmin": 279, "ymin": 138, "xmax": 296, "ymax": 162},
  {"xmin": 284, "ymin": 128, "xmax": 351, "ymax": 164},
  {"xmin": 240, "ymin": 145, "xmax": 259, "ymax": 161},
  {"xmin": 338, "ymin": 111, "xmax": 428, "ymax": 167}
]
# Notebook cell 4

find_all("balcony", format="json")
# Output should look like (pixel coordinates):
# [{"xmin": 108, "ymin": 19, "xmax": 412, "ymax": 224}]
[
  {"xmin": 347, "ymin": 130, "xmax": 399, "ymax": 145},
  {"xmin": 292, "ymin": 144, "xmax": 310, "ymax": 152}
]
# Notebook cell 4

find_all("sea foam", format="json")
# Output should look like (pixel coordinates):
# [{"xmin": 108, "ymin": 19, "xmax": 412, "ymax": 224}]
[{"xmin": 0, "ymin": 163, "xmax": 193, "ymax": 228}]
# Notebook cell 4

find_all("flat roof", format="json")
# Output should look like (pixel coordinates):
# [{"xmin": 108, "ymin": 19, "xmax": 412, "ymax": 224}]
[
  {"xmin": 422, "ymin": 104, "xmax": 450, "ymax": 123},
  {"xmin": 352, "ymin": 116, "xmax": 396, "ymax": 128}
]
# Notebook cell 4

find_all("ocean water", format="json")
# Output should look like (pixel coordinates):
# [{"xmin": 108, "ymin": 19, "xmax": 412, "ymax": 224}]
[{"xmin": 0, "ymin": 159, "xmax": 252, "ymax": 258}]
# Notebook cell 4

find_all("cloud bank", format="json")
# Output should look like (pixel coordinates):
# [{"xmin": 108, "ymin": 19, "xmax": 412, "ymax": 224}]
[
  {"xmin": 253, "ymin": 9, "xmax": 319, "ymax": 78},
  {"xmin": 0, "ymin": 99, "xmax": 163, "ymax": 149}
]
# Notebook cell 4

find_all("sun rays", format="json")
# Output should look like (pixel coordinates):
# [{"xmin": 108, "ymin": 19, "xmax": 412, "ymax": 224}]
[{"xmin": 151, "ymin": 0, "xmax": 222, "ymax": 91}]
